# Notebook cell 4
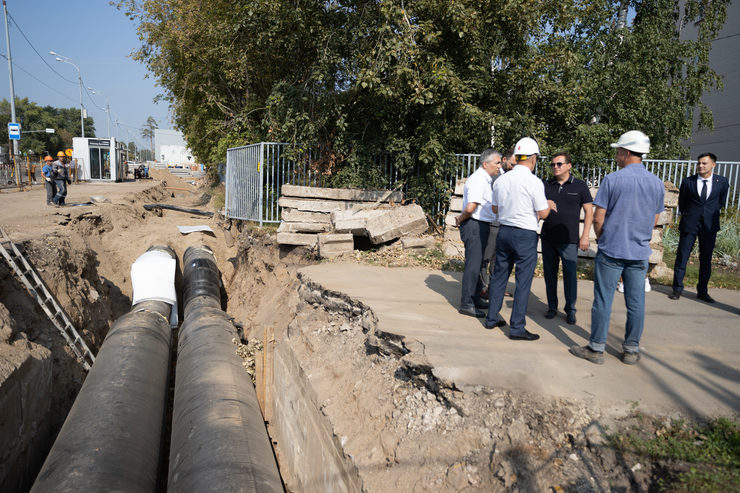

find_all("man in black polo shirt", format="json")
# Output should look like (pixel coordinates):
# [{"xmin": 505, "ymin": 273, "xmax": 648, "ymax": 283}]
[{"xmin": 541, "ymin": 152, "xmax": 593, "ymax": 324}]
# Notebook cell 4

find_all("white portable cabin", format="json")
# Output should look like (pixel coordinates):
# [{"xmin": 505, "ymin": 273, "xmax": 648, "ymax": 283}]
[{"xmin": 72, "ymin": 137, "xmax": 128, "ymax": 181}]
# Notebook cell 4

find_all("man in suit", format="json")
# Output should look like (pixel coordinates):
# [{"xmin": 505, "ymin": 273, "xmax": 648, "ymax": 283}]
[{"xmin": 670, "ymin": 152, "xmax": 729, "ymax": 303}]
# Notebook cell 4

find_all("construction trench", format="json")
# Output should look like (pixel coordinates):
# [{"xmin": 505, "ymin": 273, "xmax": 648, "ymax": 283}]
[{"xmin": 1, "ymin": 177, "xmax": 719, "ymax": 492}]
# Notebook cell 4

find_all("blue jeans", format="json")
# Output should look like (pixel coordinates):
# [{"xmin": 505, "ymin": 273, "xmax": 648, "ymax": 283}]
[
  {"xmin": 590, "ymin": 250, "xmax": 648, "ymax": 353},
  {"xmin": 459, "ymin": 219, "xmax": 489, "ymax": 309},
  {"xmin": 541, "ymin": 239, "xmax": 578, "ymax": 315},
  {"xmin": 485, "ymin": 226, "xmax": 538, "ymax": 335}
]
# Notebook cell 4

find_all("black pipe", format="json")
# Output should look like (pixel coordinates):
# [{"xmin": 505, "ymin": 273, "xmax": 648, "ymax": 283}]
[
  {"xmin": 31, "ymin": 247, "xmax": 177, "ymax": 492},
  {"xmin": 169, "ymin": 246, "xmax": 283, "ymax": 492}
]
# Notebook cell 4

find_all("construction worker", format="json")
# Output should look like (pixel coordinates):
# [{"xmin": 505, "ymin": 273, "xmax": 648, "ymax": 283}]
[
  {"xmin": 42, "ymin": 156, "xmax": 56, "ymax": 205},
  {"xmin": 52, "ymin": 151, "xmax": 70, "ymax": 206}
]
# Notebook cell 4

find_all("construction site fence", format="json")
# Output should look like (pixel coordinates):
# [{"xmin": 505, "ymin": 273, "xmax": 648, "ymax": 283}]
[
  {"xmin": 224, "ymin": 143, "xmax": 740, "ymax": 225},
  {"xmin": 0, "ymin": 158, "xmax": 87, "ymax": 188}
]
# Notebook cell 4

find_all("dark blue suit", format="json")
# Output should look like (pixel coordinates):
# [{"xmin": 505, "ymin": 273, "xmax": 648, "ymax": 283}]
[{"xmin": 672, "ymin": 173, "xmax": 729, "ymax": 295}]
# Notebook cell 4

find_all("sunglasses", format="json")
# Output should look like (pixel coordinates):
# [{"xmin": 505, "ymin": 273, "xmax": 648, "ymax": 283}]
[{"xmin": 550, "ymin": 162, "xmax": 568, "ymax": 167}]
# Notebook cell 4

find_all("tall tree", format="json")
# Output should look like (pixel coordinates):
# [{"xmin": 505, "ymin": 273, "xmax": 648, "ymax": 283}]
[
  {"xmin": 116, "ymin": 0, "xmax": 729, "ymax": 174},
  {"xmin": 141, "ymin": 116, "xmax": 158, "ymax": 159},
  {"xmin": 1, "ymin": 97, "xmax": 95, "ymax": 156}
]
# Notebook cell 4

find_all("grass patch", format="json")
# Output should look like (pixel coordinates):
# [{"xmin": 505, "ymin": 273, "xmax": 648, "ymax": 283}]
[{"xmin": 609, "ymin": 416, "xmax": 740, "ymax": 492}]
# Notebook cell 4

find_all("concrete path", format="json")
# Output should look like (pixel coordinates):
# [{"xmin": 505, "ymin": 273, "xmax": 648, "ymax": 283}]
[{"xmin": 300, "ymin": 263, "xmax": 740, "ymax": 418}]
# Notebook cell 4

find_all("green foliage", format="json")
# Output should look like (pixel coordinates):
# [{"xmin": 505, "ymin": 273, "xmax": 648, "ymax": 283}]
[
  {"xmin": 0, "ymin": 97, "xmax": 95, "ymax": 155},
  {"xmin": 610, "ymin": 417, "xmax": 740, "ymax": 492},
  {"xmin": 115, "ymin": 0, "xmax": 729, "ymax": 185}
]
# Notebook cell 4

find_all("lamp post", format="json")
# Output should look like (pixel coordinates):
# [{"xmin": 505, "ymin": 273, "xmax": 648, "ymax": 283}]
[
  {"xmin": 50, "ymin": 51, "xmax": 85, "ymax": 138},
  {"xmin": 87, "ymin": 87, "xmax": 111, "ymax": 138}
]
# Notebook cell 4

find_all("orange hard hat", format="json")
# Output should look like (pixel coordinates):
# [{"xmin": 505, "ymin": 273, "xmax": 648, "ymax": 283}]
[
  {"xmin": 57, "ymin": 151, "xmax": 65, "ymax": 157},
  {"xmin": 44, "ymin": 155, "xmax": 53, "ymax": 161}
]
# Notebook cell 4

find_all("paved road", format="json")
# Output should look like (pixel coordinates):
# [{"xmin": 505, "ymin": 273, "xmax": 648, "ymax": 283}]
[{"xmin": 301, "ymin": 263, "xmax": 739, "ymax": 418}]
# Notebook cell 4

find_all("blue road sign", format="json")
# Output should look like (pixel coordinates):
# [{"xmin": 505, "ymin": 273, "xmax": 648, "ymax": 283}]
[{"xmin": 8, "ymin": 122, "xmax": 21, "ymax": 140}]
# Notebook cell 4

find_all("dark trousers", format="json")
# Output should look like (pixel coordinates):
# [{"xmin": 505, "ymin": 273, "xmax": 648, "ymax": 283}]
[
  {"xmin": 45, "ymin": 180, "xmax": 56, "ymax": 204},
  {"xmin": 459, "ymin": 218, "xmax": 489, "ymax": 309},
  {"xmin": 672, "ymin": 229, "xmax": 716, "ymax": 296},
  {"xmin": 541, "ymin": 239, "xmax": 578, "ymax": 314},
  {"xmin": 53, "ymin": 179, "xmax": 67, "ymax": 205},
  {"xmin": 485, "ymin": 225, "xmax": 538, "ymax": 335},
  {"xmin": 478, "ymin": 224, "xmax": 500, "ymax": 295}
]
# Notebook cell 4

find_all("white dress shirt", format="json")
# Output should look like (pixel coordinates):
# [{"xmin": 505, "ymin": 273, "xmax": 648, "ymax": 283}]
[
  {"xmin": 492, "ymin": 165, "xmax": 548, "ymax": 231},
  {"xmin": 463, "ymin": 167, "xmax": 497, "ymax": 223}
]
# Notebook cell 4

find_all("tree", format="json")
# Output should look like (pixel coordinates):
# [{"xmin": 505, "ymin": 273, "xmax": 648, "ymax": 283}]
[
  {"xmin": 141, "ymin": 116, "xmax": 158, "ymax": 160},
  {"xmin": 0, "ymin": 97, "xmax": 95, "ymax": 157},
  {"xmin": 116, "ymin": 0, "xmax": 728, "ymax": 176}
]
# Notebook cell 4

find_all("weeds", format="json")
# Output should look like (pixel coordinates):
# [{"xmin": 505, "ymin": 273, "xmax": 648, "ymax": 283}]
[{"xmin": 609, "ymin": 417, "xmax": 740, "ymax": 492}]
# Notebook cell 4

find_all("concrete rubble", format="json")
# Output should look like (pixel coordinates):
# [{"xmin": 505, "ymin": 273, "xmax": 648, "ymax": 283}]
[{"xmin": 277, "ymin": 184, "xmax": 430, "ymax": 257}]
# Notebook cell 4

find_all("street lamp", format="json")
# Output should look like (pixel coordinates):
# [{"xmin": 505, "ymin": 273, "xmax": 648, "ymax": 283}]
[
  {"xmin": 87, "ymin": 87, "xmax": 111, "ymax": 138},
  {"xmin": 50, "ymin": 51, "xmax": 85, "ymax": 138}
]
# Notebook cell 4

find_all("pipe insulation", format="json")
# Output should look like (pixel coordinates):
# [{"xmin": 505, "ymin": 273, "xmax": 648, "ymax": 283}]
[
  {"xmin": 168, "ymin": 246, "xmax": 283, "ymax": 492},
  {"xmin": 32, "ymin": 246, "xmax": 178, "ymax": 492}
]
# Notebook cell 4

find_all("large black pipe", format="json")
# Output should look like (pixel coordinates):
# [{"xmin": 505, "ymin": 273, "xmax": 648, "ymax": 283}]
[
  {"xmin": 169, "ymin": 246, "xmax": 283, "ymax": 492},
  {"xmin": 32, "ymin": 247, "xmax": 176, "ymax": 492}
]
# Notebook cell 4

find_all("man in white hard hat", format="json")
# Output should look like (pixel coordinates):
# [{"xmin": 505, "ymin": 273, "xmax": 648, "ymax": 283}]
[
  {"xmin": 484, "ymin": 137, "xmax": 553, "ymax": 340},
  {"xmin": 570, "ymin": 130, "xmax": 664, "ymax": 365},
  {"xmin": 455, "ymin": 148, "xmax": 502, "ymax": 317}
]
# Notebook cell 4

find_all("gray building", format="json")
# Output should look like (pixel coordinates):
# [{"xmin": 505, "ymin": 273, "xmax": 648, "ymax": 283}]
[{"xmin": 683, "ymin": 2, "xmax": 740, "ymax": 161}]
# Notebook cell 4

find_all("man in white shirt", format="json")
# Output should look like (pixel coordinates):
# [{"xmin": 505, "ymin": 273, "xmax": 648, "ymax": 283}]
[
  {"xmin": 484, "ymin": 137, "xmax": 553, "ymax": 340},
  {"xmin": 454, "ymin": 149, "xmax": 501, "ymax": 317}
]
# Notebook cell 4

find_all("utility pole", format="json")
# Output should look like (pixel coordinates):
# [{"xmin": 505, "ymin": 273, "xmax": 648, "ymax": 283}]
[{"xmin": 3, "ymin": 0, "xmax": 21, "ymax": 190}]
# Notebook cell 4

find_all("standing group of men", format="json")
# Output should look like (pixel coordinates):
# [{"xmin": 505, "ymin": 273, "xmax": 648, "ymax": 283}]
[
  {"xmin": 42, "ymin": 151, "xmax": 72, "ymax": 206},
  {"xmin": 457, "ymin": 131, "xmax": 729, "ymax": 365}
]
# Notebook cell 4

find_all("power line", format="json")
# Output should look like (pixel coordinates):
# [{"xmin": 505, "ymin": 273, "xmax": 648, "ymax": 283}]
[
  {"xmin": 6, "ymin": 11, "xmax": 77, "ymax": 84},
  {"xmin": 0, "ymin": 53, "xmax": 78, "ymax": 104}
]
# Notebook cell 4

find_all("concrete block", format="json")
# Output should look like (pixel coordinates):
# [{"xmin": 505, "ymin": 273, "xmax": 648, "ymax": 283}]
[
  {"xmin": 454, "ymin": 179, "xmax": 466, "ymax": 196},
  {"xmin": 401, "ymin": 236, "xmax": 436, "ymax": 250},
  {"xmin": 649, "ymin": 247, "xmax": 663, "ymax": 264},
  {"xmin": 280, "ymin": 210, "xmax": 331, "ymax": 224},
  {"xmin": 445, "ymin": 213, "xmax": 458, "ymax": 229},
  {"xmin": 651, "ymin": 228, "xmax": 663, "ymax": 244},
  {"xmin": 280, "ymin": 184, "xmax": 403, "ymax": 203},
  {"xmin": 449, "ymin": 197, "xmax": 463, "ymax": 212},
  {"xmin": 331, "ymin": 209, "xmax": 386, "ymax": 235},
  {"xmin": 277, "ymin": 222, "xmax": 331, "ymax": 233},
  {"xmin": 444, "ymin": 241, "xmax": 465, "ymax": 257},
  {"xmin": 664, "ymin": 180, "xmax": 679, "ymax": 193},
  {"xmin": 278, "ymin": 197, "xmax": 366, "ymax": 213},
  {"xmin": 317, "ymin": 233, "xmax": 354, "ymax": 259},
  {"xmin": 443, "ymin": 227, "xmax": 462, "ymax": 243},
  {"xmin": 656, "ymin": 209, "xmax": 673, "ymax": 226},
  {"xmin": 664, "ymin": 191, "xmax": 679, "ymax": 208},
  {"xmin": 277, "ymin": 232, "xmax": 318, "ymax": 246},
  {"xmin": 366, "ymin": 204, "xmax": 428, "ymax": 244},
  {"xmin": 649, "ymin": 261, "xmax": 673, "ymax": 279},
  {"xmin": 579, "ymin": 222, "xmax": 597, "ymax": 240}
]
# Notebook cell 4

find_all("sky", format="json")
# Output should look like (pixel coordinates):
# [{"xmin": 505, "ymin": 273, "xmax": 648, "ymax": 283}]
[{"xmin": 0, "ymin": 0, "xmax": 170, "ymax": 148}]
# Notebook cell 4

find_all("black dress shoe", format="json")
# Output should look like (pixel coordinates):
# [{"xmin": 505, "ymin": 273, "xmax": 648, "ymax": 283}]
[
  {"xmin": 566, "ymin": 312, "xmax": 576, "ymax": 325},
  {"xmin": 484, "ymin": 319, "xmax": 507, "ymax": 329},
  {"xmin": 668, "ymin": 291, "xmax": 681, "ymax": 300},
  {"xmin": 697, "ymin": 293, "xmax": 715, "ymax": 303},
  {"xmin": 459, "ymin": 306, "xmax": 486, "ymax": 317},
  {"xmin": 544, "ymin": 310, "xmax": 556, "ymax": 319},
  {"xmin": 509, "ymin": 330, "xmax": 540, "ymax": 341}
]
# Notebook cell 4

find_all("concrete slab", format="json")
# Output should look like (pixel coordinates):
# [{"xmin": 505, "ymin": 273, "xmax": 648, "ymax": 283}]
[
  {"xmin": 280, "ymin": 184, "xmax": 403, "ymax": 203},
  {"xmin": 299, "ymin": 263, "xmax": 740, "ymax": 418}
]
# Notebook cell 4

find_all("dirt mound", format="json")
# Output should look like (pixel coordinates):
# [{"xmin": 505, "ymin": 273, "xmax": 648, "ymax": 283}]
[{"xmin": 148, "ymin": 168, "xmax": 198, "ymax": 192}]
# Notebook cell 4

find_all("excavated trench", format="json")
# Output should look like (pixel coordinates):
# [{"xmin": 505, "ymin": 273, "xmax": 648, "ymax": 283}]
[{"xmin": 1, "ymin": 183, "xmax": 683, "ymax": 492}]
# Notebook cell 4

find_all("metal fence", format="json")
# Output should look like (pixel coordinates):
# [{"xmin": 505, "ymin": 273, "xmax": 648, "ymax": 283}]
[{"xmin": 224, "ymin": 143, "xmax": 740, "ymax": 225}]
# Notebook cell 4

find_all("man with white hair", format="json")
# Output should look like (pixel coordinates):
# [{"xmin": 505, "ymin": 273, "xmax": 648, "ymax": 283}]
[
  {"xmin": 484, "ymin": 137, "xmax": 553, "ymax": 340},
  {"xmin": 570, "ymin": 131, "xmax": 664, "ymax": 365}
]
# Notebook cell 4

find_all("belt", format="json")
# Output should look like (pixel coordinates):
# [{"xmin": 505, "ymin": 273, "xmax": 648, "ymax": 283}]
[{"xmin": 471, "ymin": 218, "xmax": 496, "ymax": 225}]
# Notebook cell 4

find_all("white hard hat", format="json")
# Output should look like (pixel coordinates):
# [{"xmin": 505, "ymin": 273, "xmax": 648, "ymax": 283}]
[
  {"xmin": 610, "ymin": 130, "xmax": 650, "ymax": 154},
  {"xmin": 513, "ymin": 137, "xmax": 540, "ymax": 156}
]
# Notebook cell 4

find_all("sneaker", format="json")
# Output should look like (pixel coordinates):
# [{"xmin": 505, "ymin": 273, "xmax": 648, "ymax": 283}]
[
  {"xmin": 569, "ymin": 345, "xmax": 604, "ymax": 365},
  {"xmin": 644, "ymin": 278, "xmax": 651, "ymax": 292},
  {"xmin": 621, "ymin": 351, "xmax": 640, "ymax": 365},
  {"xmin": 617, "ymin": 282, "xmax": 624, "ymax": 293}
]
